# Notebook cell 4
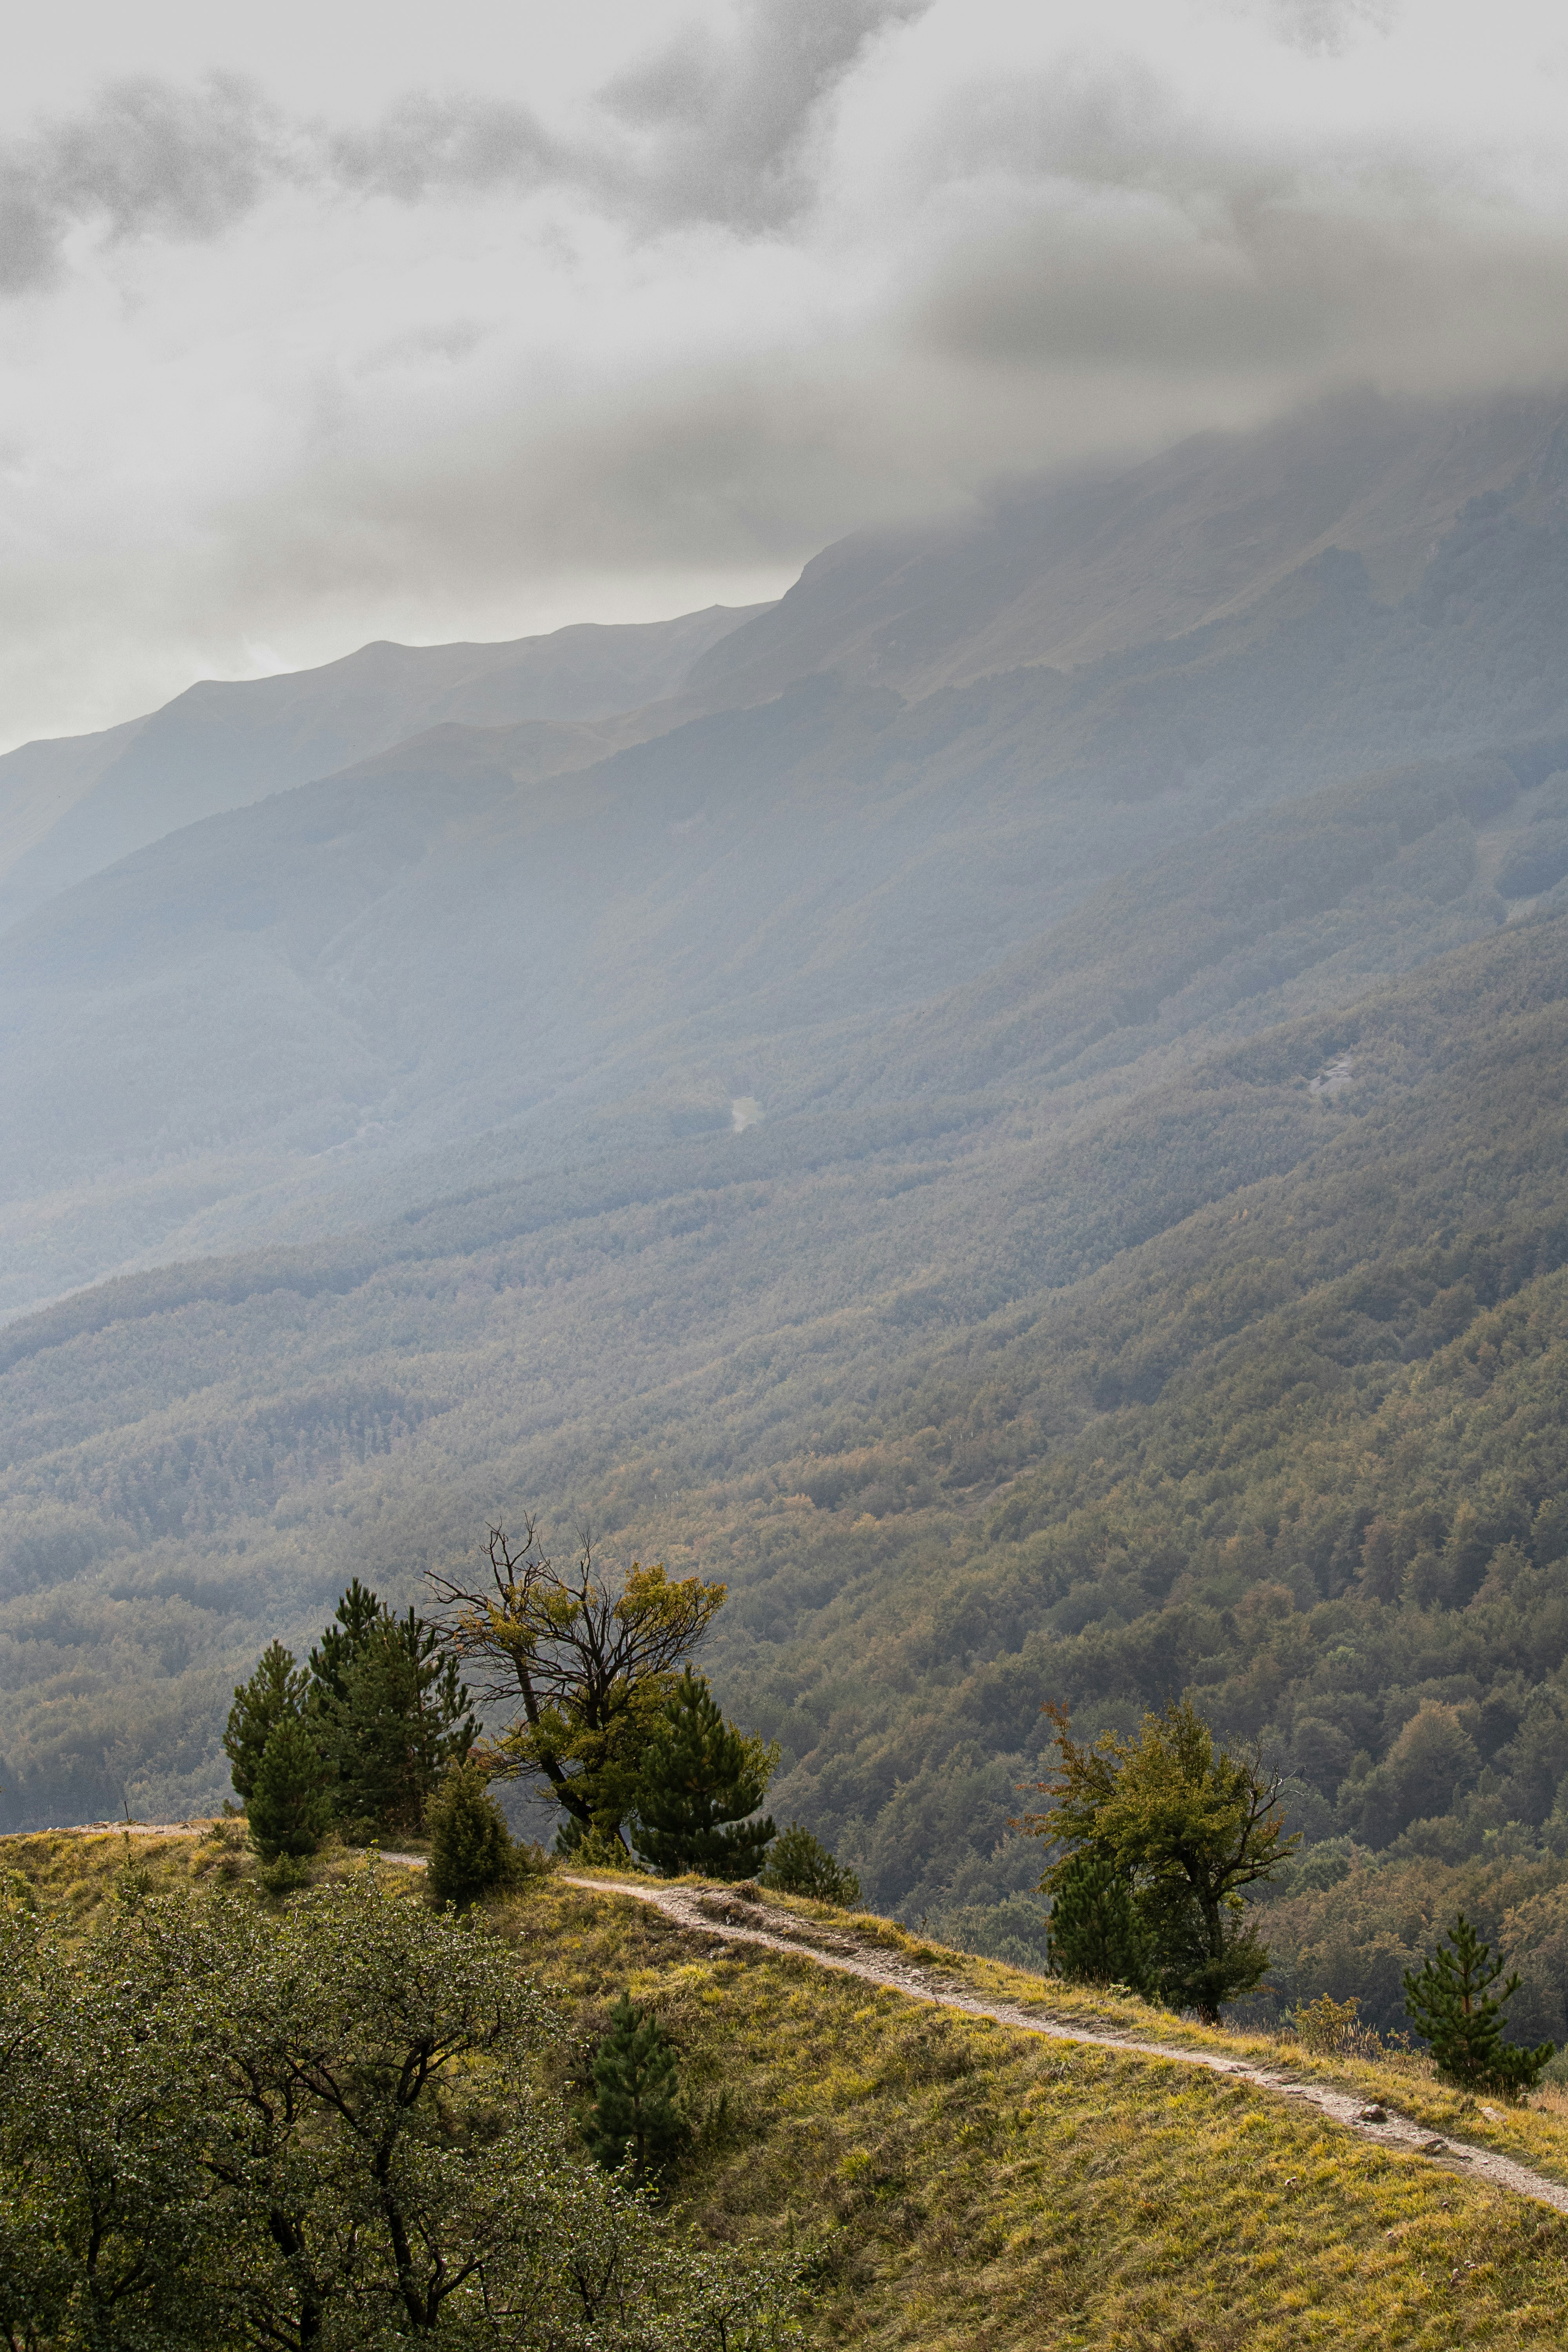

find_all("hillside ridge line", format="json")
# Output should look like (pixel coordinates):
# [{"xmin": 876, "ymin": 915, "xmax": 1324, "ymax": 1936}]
[
  {"xmin": 17, "ymin": 1828, "xmax": 1566, "ymax": 2214},
  {"xmin": 560, "ymin": 1871, "xmax": 1568, "ymax": 2217}
]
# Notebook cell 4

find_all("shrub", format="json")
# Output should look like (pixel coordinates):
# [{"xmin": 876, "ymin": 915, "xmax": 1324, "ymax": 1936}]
[
  {"xmin": 257, "ymin": 1851, "xmax": 312, "ymax": 1899},
  {"xmin": 1289, "ymin": 1992, "xmax": 1387, "ymax": 2062},
  {"xmin": 426, "ymin": 1763, "xmax": 519, "ymax": 1911},
  {"xmin": 759, "ymin": 1822, "xmax": 860, "ymax": 1907}
]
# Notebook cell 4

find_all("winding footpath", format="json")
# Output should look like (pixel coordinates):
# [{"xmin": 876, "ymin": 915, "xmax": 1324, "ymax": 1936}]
[
  {"xmin": 561, "ymin": 1871, "xmax": 1568, "ymax": 2218},
  {"xmin": 22, "ymin": 1826, "xmax": 1568, "ymax": 2215}
]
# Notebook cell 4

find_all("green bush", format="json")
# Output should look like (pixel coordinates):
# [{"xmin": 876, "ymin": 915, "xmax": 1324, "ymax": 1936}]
[
  {"xmin": 759, "ymin": 1822, "xmax": 860, "ymax": 1907},
  {"xmin": 426, "ymin": 1763, "xmax": 520, "ymax": 1911},
  {"xmin": 257, "ymin": 1851, "xmax": 313, "ymax": 1899}
]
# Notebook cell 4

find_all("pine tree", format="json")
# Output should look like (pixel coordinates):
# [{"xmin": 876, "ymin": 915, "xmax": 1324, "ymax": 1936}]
[
  {"xmin": 317, "ymin": 1605, "xmax": 475, "ymax": 1834},
  {"xmin": 247, "ymin": 1715, "xmax": 332, "ymax": 1861},
  {"xmin": 583, "ymin": 1994, "xmax": 687, "ymax": 2180},
  {"xmin": 224, "ymin": 1641, "xmax": 308, "ymax": 1802},
  {"xmin": 759, "ymin": 1822, "xmax": 860, "ymax": 1906},
  {"xmin": 1046, "ymin": 1848, "xmax": 1158, "ymax": 1996},
  {"xmin": 426, "ymin": 1764, "xmax": 519, "ymax": 1911},
  {"xmin": 1402, "ymin": 1913, "xmax": 1556, "ymax": 2095},
  {"xmin": 629, "ymin": 1671, "xmax": 777, "ymax": 1880},
  {"xmin": 306, "ymin": 1577, "xmax": 386, "ymax": 1708}
]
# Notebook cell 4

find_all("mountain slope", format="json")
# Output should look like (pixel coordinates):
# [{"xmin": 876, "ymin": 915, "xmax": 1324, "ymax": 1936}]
[
  {"xmin": 2, "ymin": 850, "xmax": 1567, "ymax": 1838},
  {"xmin": 11, "ymin": 382, "xmax": 1568, "ymax": 1946},
  {"xmin": 5, "ymin": 467, "xmax": 1568, "ymax": 1318},
  {"xmin": 0, "ymin": 601, "xmax": 763, "ymax": 928},
  {"xmin": 684, "ymin": 387, "xmax": 1568, "ymax": 703},
  {"xmin": 16, "ymin": 1833, "xmax": 1566, "ymax": 2351}
]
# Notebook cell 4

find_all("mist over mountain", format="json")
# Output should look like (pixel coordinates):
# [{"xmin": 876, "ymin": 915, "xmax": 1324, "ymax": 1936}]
[
  {"xmin": 7, "ymin": 384, "xmax": 1568, "ymax": 1987},
  {"xmin": 0, "ymin": 601, "xmax": 762, "ymax": 935},
  {"xmin": 4, "ymin": 390, "xmax": 1568, "ymax": 1320}
]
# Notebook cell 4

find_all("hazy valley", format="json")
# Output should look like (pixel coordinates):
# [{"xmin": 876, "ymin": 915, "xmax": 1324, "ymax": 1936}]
[{"xmin": 7, "ymin": 386, "xmax": 1568, "ymax": 2021}]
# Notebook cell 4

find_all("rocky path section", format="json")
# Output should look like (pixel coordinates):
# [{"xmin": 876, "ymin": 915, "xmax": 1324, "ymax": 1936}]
[
  {"xmin": 17, "ymin": 1831, "xmax": 1568, "ymax": 2214},
  {"xmin": 562, "ymin": 1872, "xmax": 1568, "ymax": 2218}
]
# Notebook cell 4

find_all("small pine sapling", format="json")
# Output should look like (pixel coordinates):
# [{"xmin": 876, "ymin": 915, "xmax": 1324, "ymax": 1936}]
[
  {"xmin": 1046, "ymin": 1848, "xmax": 1157, "ymax": 1996},
  {"xmin": 1402, "ymin": 1911, "xmax": 1556, "ymax": 2095},
  {"xmin": 583, "ymin": 1993, "xmax": 688, "ymax": 2181},
  {"xmin": 247, "ymin": 1715, "xmax": 331, "ymax": 1860},
  {"xmin": 630, "ymin": 1671, "xmax": 777, "ymax": 1880},
  {"xmin": 759, "ymin": 1822, "xmax": 860, "ymax": 1906},
  {"xmin": 426, "ymin": 1763, "xmax": 520, "ymax": 1911}
]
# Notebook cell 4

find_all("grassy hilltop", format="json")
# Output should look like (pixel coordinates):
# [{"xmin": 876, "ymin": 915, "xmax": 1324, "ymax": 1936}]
[{"xmin": 11, "ymin": 1828, "xmax": 1568, "ymax": 2348}]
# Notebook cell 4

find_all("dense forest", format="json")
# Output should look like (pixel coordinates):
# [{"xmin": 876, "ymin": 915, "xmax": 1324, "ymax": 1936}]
[
  {"xmin": 8, "ymin": 397, "xmax": 1568, "ymax": 2042},
  {"xmin": 8, "ymin": 893, "xmax": 1568, "ymax": 2045}
]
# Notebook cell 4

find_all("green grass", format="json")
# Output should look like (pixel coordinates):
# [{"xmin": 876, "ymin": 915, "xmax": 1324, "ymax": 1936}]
[{"xmin": 11, "ymin": 1833, "xmax": 1568, "ymax": 2346}]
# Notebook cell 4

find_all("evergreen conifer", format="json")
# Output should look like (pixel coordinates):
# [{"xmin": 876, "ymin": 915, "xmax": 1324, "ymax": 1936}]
[
  {"xmin": 583, "ymin": 1993, "xmax": 687, "ymax": 2180},
  {"xmin": 1046, "ymin": 1849, "xmax": 1158, "ymax": 1995},
  {"xmin": 1402, "ymin": 1912, "xmax": 1556, "ymax": 2094},
  {"xmin": 317, "ymin": 1604, "xmax": 475, "ymax": 1833},
  {"xmin": 630, "ymin": 1671, "xmax": 776, "ymax": 1879},
  {"xmin": 306, "ymin": 1577, "xmax": 385, "ymax": 1707},
  {"xmin": 426, "ymin": 1764, "xmax": 518, "ymax": 1911},
  {"xmin": 247, "ymin": 1715, "xmax": 331, "ymax": 1860},
  {"xmin": 223, "ymin": 1641, "xmax": 307, "ymax": 1802},
  {"xmin": 759, "ymin": 1822, "xmax": 860, "ymax": 1906}
]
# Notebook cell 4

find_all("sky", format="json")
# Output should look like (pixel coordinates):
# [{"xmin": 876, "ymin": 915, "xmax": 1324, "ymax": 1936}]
[{"xmin": 3, "ymin": 0, "xmax": 1568, "ymax": 748}]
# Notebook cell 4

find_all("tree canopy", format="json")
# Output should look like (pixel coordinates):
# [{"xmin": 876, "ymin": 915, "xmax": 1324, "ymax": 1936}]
[
  {"xmin": 224, "ymin": 1583, "xmax": 474, "ymax": 1846},
  {"xmin": 1021, "ymin": 1699, "xmax": 1298, "ymax": 2020},
  {"xmin": 0, "ymin": 1865, "xmax": 792, "ymax": 2349},
  {"xmin": 430, "ymin": 1523, "xmax": 726, "ymax": 1850}
]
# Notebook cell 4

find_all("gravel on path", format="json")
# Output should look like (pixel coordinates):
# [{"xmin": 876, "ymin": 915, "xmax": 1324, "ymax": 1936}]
[
  {"xmin": 560, "ymin": 1871, "xmax": 1568, "ymax": 2218},
  {"xmin": 19, "ymin": 1832, "xmax": 1566, "ymax": 2214}
]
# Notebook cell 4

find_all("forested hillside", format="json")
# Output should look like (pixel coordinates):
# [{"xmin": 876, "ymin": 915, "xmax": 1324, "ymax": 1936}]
[
  {"xmin": 7, "ymin": 874, "xmax": 1568, "ymax": 1893},
  {"xmin": 8, "ymin": 393, "xmax": 1568, "ymax": 2043},
  {"xmin": 5, "ymin": 395, "xmax": 1568, "ymax": 1319}
]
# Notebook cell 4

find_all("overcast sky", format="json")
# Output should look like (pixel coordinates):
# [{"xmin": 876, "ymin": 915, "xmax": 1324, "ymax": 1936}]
[{"xmin": 3, "ymin": 0, "xmax": 1567, "ymax": 748}]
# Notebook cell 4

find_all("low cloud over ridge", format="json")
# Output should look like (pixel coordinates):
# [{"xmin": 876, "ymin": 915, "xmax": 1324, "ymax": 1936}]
[{"xmin": 3, "ymin": 0, "xmax": 1568, "ymax": 745}]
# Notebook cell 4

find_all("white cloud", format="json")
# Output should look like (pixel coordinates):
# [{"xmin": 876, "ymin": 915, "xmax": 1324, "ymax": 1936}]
[{"xmin": 1, "ymin": 0, "xmax": 1566, "ymax": 747}]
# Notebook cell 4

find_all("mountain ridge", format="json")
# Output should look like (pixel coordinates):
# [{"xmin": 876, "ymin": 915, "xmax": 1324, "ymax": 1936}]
[
  {"xmin": 9, "ymin": 386, "xmax": 1568, "ymax": 1975},
  {"xmin": 0, "ymin": 600, "xmax": 767, "ymax": 929}
]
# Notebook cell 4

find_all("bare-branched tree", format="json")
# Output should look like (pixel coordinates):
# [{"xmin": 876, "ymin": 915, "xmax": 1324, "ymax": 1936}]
[{"xmin": 428, "ymin": 1520, "xmax": 726, "ymax": 1850}]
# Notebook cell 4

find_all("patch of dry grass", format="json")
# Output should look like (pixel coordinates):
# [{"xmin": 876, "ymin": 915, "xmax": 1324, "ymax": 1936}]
[
  {"xmin": 503, "ymin": 1875, "xmax": 1568, "ymax": 2347},
  {"xmin": 14, "ymin": 1837, "xmax": 1568, "ymax": 2345}
]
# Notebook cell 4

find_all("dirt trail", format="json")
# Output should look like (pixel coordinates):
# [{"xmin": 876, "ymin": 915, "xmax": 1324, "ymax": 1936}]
[
  {"xmin": 561, "ymin": 1872, "xmax": 1568, "ymax": 2218},
  {"xmin": 19, "ymin": 1830, "xmax": 1568, "ymax": 2214}
]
